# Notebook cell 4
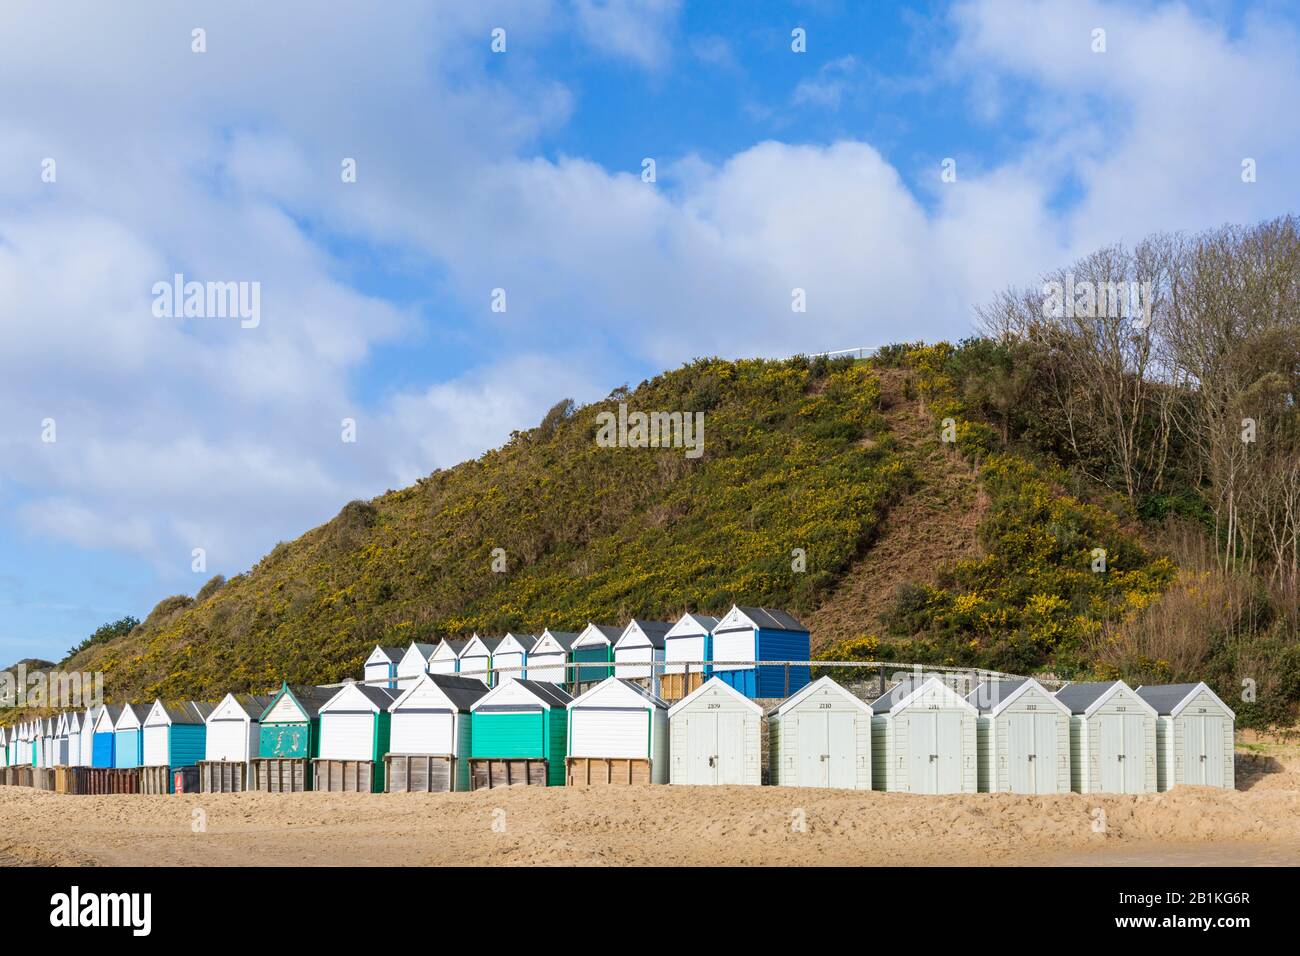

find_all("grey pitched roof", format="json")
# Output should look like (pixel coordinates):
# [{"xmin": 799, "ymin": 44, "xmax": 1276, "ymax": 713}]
[
  {"xmin": 512, "ymin": 680, "xmax": 574, "ymax": 708},
  {"xmin": 871, "ymin": 676, "xmax": 926, "ymax": 713},
  {"xmin": 426, "ymin": 673, "xmax": 492, "ymax": 711},
  {"xmin": 734, "ymin": 606, "xmax": 807, "ymax": 632},
  {"xmin": 1054, "ymin": 681, "xmax": 1119, "ymax": 714},
  {"xmin": 350, "ymin": 684, "xmax": 401, "ymax": 709},
  {"xmin": 370, "ymin": 646, "xmax": 404, "ymax": 664},
  {"xmin": 625, "ymin": 620, "xmax": 674, "ymax": 648},
  {"xmin": 462, "ymin": 635, "xmax": 504, "ymax": 654},
  {"xmin": 965, "ymin": 679, "xmax": 1027, "ymax": 713},
  {"xmin": 585, "ymin": 623, "xmax": 623, "ymax": 643},
  {"xmin": 1134, "ymin": 683, "xmax": 1202, "ymax": 715},
  {"xmin": 437, "ymin": 638, "xmax": 470, "ymax": 655},
  {"xmin": 407, "ymin": 642, "xmax": 438, "ymax": 661},
  {"xmin": 504, "ymin": 634, "xmax": 538, "ymax": 652},
  {"xmin": 189, "ymin": 701, "xmax": 216, "ymax": 721},
  {"xmin": 96, "ymin": 704, "xmax": 124, "ymax": 727},
  {"xmin": 681, "ymin": 614, "xmax": 720, "ymax": 631},
  {"xmin": 267, "ymin": 685, "xmax": 337, "ymax": 720},
  {"xmin": 539, "ymin": 630, "xmax": 579, "ymax": 651}
]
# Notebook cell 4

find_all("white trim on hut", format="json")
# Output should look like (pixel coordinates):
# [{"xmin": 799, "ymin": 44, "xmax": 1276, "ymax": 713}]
[
  {"xmin": 1135, "ymin": 682, "xmax": 1235, "ymax": 791},
  {"xmin": 457, "ymin": 634, "xmax": 501, "ymax": 684},
  {"xmin": 966, "ymin": 679, "xmax": 1071, "ymax": 794},
  {"xmin": 566, "ymin": 677, "xmax": 669, "ymax": 784},
  {"xmin": 769, "ymin": 677, "xmax": 872, "ymax": 790},
  {"xmin": 387, "ymin": 673, "xmax": 490, "ymax": 791},
  {"xmin": 1055, "ymin": 681, "xmax": 1157, "ymax": 794},
  {"xmin": 870, "ymin": 676, "xmax": 979, "ymax": 794}
]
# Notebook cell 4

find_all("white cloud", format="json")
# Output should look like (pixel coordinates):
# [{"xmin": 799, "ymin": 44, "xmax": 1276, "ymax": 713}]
[{"xmin": 572, "ymin": 0, "xmax": 682, "ymax": 69}]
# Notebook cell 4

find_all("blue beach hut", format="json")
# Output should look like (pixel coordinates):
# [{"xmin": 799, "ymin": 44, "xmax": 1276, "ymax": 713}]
[{"xmin": 710, "ymin": 605, "xmax": 811, "ymax": 698}]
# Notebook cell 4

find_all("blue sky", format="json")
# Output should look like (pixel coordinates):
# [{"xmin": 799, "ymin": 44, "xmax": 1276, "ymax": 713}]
[{"xmin": 2, "ymin": 0, "xmax": 1298, "ymax": 663}]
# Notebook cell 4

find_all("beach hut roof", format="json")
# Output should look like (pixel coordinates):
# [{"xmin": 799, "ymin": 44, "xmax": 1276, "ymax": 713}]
[
  {"xmin": 207, "ymin": 692, "xmax": 275, "ymax": 722},
  {"xmin": 321, "ymin": 681, "xmax": 400, "ymax": 713},
  {"xmin": 470, "ymin": 677, "xmax": 574, "ymax": 712},
  {"xmin": 574, "ymin": 623, "xmax": 622, "ymax": 647},
  {"xmin": 405, "ymin": 642, "xmax": 439, "ymax": 662},
  {"xmin": 724, "ymin": 605, "xmax": 807, "ymax": 632},
  {"xmin": 114, "ymin": 703, "xmax": 149, "ymax": 729},
  {"xmin": 461, "ymin": 633, "xmax": 505, "ymax": 655},
  {"xmin": 500, "ymin": 633, "xmax": 538, "ymax": 652},
  {"xmin": 615, "ymin": 619, "xmax": 674, "ymax": 650},
  {"xmin": 871, "ymin": 676, "xmax": 976, "ymax": 715},
  {"xmin": 538, "ymin": 629, "xmax": 580, "ymax": 651},
  {"xmin": 667, "ymin": 675, "xmax": 764, "ymax": 718},
  {"xmin": 1135, "ymin": 681, "xmax": 1235, "ymax": 719},
  {"xmin": 94, "ymin": 704, "xmax": 123, "ymax": 732},
  {"xmin": 569, "ymin": 676, "xmax": 667, "ymax": 710},
  {"xmin": 433, "ymin": 638, "xmax": 470, "ymax": 657},
  {"xmin": 148, "ymin": 699, "xmax": 212, "ymax": 725},
  {"xmin": 666, "ymin": 612, "xmax": 720, "ymax": 636},
  {"xmin": 966, "ymin": 678, "xmax": 1069, "ymax": 717},
  {"xmin": 260, "ymin": 683, "xmax": 337, "ymax": 722},
  {"xmin": 770, "ymin": 676, "xmax": 872, "ymax": 717},
  {"xmin": 390, "ymin": 672, "xmax": 490, "ymax": 712},
  {"xmin": 365, "ymin": 645, "xmax": 405, "ymax": 665}
]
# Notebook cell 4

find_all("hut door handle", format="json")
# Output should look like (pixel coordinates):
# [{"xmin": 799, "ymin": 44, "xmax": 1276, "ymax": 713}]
[
  {"xmin": 708, "ymin": 756, "xmax": 716, "ymax": 768},
  {"xmin": 1027, "ymin": 754, "xmax": 1035, "ymax": 761},
  {"xmin": 929, "ymin": 754, "xmax": 937, "ymax": 762}
]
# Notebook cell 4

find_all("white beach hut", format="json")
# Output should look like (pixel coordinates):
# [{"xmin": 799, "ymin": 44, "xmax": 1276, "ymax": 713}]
[
  {"xmin": 202, "ymin": 693, "xmax": 273, "ymax": 788},
  {"xmin": 80, "ymin": 705, "xmax": 101, "ymax": 767},
  {"xmin": 870, "ymin": 676, "xmax": 979, "ymax": 794},
  {"xmin": 53, "ymin": 712, "xmax": 70, "ymax": 766},
  {"xmin": 566, "ymin": 677, "xmax": 669, "ymax": 785},
  {"xmin": 457, "ymin": 634, "xmax": 501, "ymax": 685},
  {"xmin": 427, "ymin": 638, "xmax": 469, "ymax": 675},
  {"xmin": 527, "ymin": 629, "xmax": 578, "ymax": 684},
  {"xmin": 1055, "ymin": 680, "xmax": 1157, "ymax": 794},
  {"xmin": 64, "ymin": 710, "xmax": 83, "ymax": 767},
  {"xmin": 1135, "ymin": 682, "xmax": 1235, "ymax": 791},
  {"xmin": 613, "ymin": 620, "xmax": 673, "ymax": 691},
  {"xmin": 491, "ymin": 633, "xmax": 537, "ymax": 684},
  {"xmin": 386, "ymin": 673, "xmax": 490, "ymax": 791},
  {"xmin": 0, "ymin": 726, "xmax": 9, "ymax": 768},
  {"xmin": 666, "ymin": 676, "xmax": 764, "ymax": 786},
  {"xmin": 363, "ymin": 645, "xmax": 404, "ymax": 690},
  {"xmin": 769, "ymin": 677, "xmax": 872, "ymax": 790},
  {"xmin": 662, "ymin": 613, "xmax": 718, "ymax": 699},
  {"xmin": 967, "ymin": 678, "xmax": 1071, "ymax": 794},
  {"xmin": 396, "ymin": 642, "xmax": 438, "ymax": 690}
]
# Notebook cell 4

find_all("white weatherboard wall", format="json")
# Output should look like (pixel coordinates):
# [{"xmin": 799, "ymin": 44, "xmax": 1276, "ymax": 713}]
[
  {"xmin": 319, "ymin": 684, "xmax": 384, "ymax": 761},
  {"xmin": 206, "ymin": 695, "xmax": 259, "ymax": 763},
  {"xmin": 667, "ymin": 678, "xmax": 762, "ymax": 786},
  {"xmin": 769, "ymin": 678, "xmax": 871, "ymax": 790},
  {"xmin": 976, "ymin": 682, "xmax": 1071, "ymax": 794},
  {"xmin": 1068, "ymin": 684, "xmax": 1157, "ymax": 794},
  {"xmin": 567, "ymin": 679, "xmax": 668, "ymax": 784},
  {"xmin": 527, "ymin": 632, "xmax": 568, "ymax": 683},
  {"xmin": 142, "ymin": 701, "xmax": 171, "ymax": 767},
  {"xmin": 872, "ymin": 679, "xmax": 978, "ymax": 794}
]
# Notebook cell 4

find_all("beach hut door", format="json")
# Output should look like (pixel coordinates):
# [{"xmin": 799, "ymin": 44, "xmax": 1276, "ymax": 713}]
[
  {"xmin": 1184, "ymin": 715, "xmax": 1222, "ymax": 786},
  {"xmin": 687, "ymin": 715, "xmax": 718, "ymax": 784}
]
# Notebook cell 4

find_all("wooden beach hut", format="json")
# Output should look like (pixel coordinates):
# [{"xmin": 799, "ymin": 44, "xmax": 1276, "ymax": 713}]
[
  {"xmin": 427, "ymin": 638, "xmax": 468, "ymax": 675},
  {"xmin": 613, "ymin": 619, "xmax": 673, "ymax": 693},
  {"xmin": 113, "ymin": 704, "xmax": 148, "ymax": 769},
  {"xmin": 570, "ymin": 623, "xmax": 622, "ymax": 691},
  {"xmin": 200, "ymin": 693, "xmax": 273, "ymax": 792},
  {"xmin": 0, "ymin": 726, "xmax": 9, "ymax": 768},
  {"xmin": 91, "ymin": 704, "xmax": 121, "ymax": 768},
  {"xmin": 966, "ymin": 678, "xmax": 1071, "ymax": 794},
  {"xmin": 315, "ymin": 682, "xmax": 399, "ymax": 792},
  {"xmin": 52, "ymin": 712, "xmax": 69, "ymax": 766},
  {"xmin": 662, "ymin": 613, "xmax": 718, "ymax": 701},
  {"xmin": 253, "ymin": 684, "xmax": 334, "ymax": 792},
  {"xmin": 80, "ymin": 705, "xmax": 101, "ymax": 767},
  {"xmin": 566, "ymin": 677, "xmax": 668, "ymax": 786},
  {"xmin": 491, "ymin": 633, "xmax": 536, "ymax": 684},
  {"xmin": 1055, "ymin": 680, "xmax": 1157, "ymax": 794},
  {"xmin": 386, "ymin": 673, "xmax": 490, "ymax": 792},
  {"xmin": 64, "ymin": 710, "xmax": 83, "ymax": 767},
  {"xmin": 142, "ymin": 700, "xmax": 212, "ymax": 793},
  {"xmin": 468, "ymin": 678, "xmax": 572, "ymax": 789},
  {"xmin": 1135, "ymin": 682, "xmax": 1235, "ymax": 791},
  {"xmin": 667, "ymin": 677, "xmax": 763, "ymax": 786},
  {"xmin": 457, "ymin": 634, "xmax": 501, "ymax": 685},
  {"xmin": 396, "ymin": 642, "xmax": 438, "ymax": 689},
  {"xmin": 769, "ymin": 677, "xmax": 872, "ymax": 790},
  {"xmin": 870, "ymin": 676, "xmax": 978, "ymax": 794},
  {"xmin": 710, "ymin": 605, "xmax": 811, "ymax": 699},
  {"xmin": 527, "ymin": 629, "xmax": 578, "ymax": 684},
  {"xmin": 363, "ymin": 645, "xmax": 404, "ymax": 690}
]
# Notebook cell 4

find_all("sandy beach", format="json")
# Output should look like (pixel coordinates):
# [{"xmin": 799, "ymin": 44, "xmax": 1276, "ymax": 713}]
[{"xmin": 2, "ymin": 749, "xmax": 1298, "ymax": 867}]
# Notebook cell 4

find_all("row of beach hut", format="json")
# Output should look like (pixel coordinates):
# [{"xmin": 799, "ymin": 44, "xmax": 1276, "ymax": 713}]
[
  {"xmin": 1, "ymin": 672, "xmax": 1234, "ymax": 795},
  {"xmin": 363, "ymin": 606, "xmax": 813, "ymax": 700}
]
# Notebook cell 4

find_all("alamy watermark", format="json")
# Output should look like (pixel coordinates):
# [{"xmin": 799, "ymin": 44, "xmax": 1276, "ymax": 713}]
[
  {"xmin": 595, "ymin": 402, "xmax": 704, "ymax": 459},
  {"xmin": 0, "ymin": 665, "xmax": 103, "ymax": 709},
  {"xmin": 1042, "ymin": 273, "xmax": 1152, "ymax": 324},
  {"xmin": 152, "ymin": 273, "xmax": 261, "ymax": 328}
]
